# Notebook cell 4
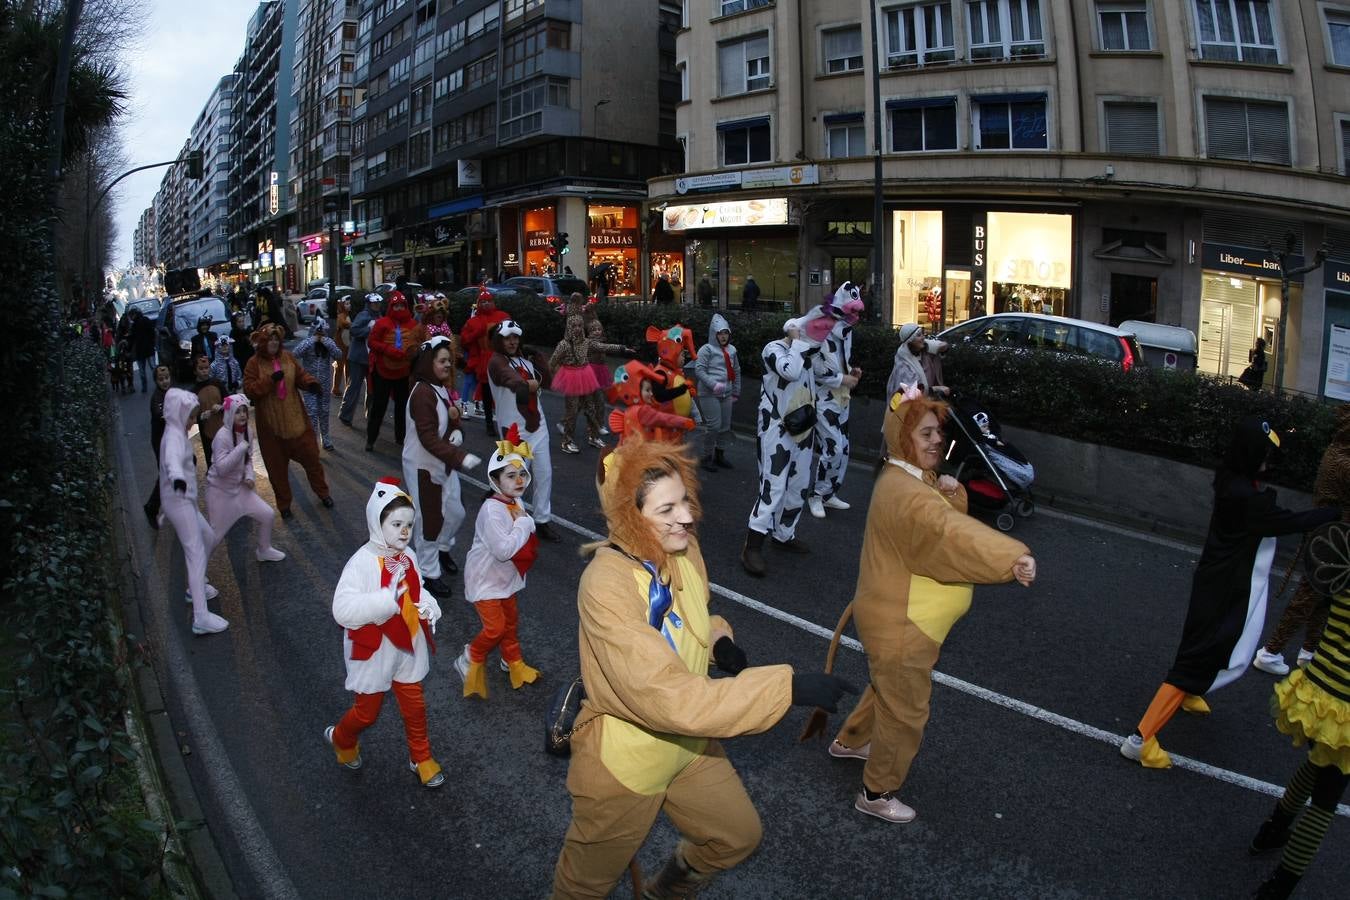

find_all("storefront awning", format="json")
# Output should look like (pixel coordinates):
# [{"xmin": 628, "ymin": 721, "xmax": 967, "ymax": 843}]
[{"xmin": 428, "ymin": 195, "xmax": 483, "ymax": 218}]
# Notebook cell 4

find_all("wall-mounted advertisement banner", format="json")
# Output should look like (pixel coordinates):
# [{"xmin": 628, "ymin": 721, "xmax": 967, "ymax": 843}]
[
  {"xmin": 740, "ymin": 164, "xmax": 819, "ymax": 189},
  {"xmin": 1326, "ymin": 323, "xmax": 1350, "ymax": 401},
  {"xmin": 673, "ymin": 171, "xmax": 743, "ymax": 194},
  {"xmin": 662, "ymin": 198, "xmax": 789, "ymax": 231},
  {"xmin": 457, "ymin": 159, "xmax": 481, "ymax": 187}
]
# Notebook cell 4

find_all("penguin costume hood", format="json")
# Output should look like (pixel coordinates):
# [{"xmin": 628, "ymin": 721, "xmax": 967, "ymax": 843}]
[
  {"xmin": 489, "ymin": 318, "xmax": 524, "ymax": 353},
  {"xmin": 1220, "ymin": 414, "xmax": 1281, "ymax": 483}
]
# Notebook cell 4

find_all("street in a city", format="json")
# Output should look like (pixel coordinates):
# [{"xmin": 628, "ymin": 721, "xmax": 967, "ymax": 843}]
[{"xmin": 114, "ymin": 385, "xmax": 1348, "ymax": 899}]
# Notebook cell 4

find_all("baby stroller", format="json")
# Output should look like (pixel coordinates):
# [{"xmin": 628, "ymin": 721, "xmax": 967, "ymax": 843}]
[{"xmin": 943, "ymin": 396, "xmax": 1035, "ymax": 532}]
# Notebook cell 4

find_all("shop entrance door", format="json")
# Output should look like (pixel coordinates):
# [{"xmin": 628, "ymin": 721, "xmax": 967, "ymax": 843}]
[
  {"xmin": 1199, "ymin": 301, "xmax": 1232, "ymax": 376},
  {"xmin": 942, "ymin": 269, "xmax": 972, "ymax": 329},
  {"xmin": 1199, "ymin": 277, "xmax": 1258, "ymax": 378}
]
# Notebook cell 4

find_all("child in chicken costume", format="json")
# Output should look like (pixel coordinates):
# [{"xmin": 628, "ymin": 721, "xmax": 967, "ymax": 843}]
[
  {"xmin": 324, "ymin": 479, "xmax": 446, "ymax": 789},
  {"xmin": 605, "ymin": 359, "xmax": 696, "ymax": 446},
  {"xmin": 205, "ymin": 394, "xmax": 285, "ymax": 562},
  {"xmin": 455, "ymin": 425, "xmax": 542, "ymax": 698}
]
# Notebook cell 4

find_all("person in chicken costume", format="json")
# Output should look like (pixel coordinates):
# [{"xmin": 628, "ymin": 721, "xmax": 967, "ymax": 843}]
[
  {"xmin": 365, "ymin": 290, "xmax": 426, "ymax": 450},
  {"xmin": 401, "ymin": 336, "xmax": 481, "ymax": 598},
  {"xmin": 458, "ymin": 285, "xmax": 510, "ymax": 431},
  {"xmin": 324, "ymin": 478, "xmax": 446, "ymax": 789},
  {"xmin": 242, "ymin": 323, "xmax": 333, "ymax": 519},
  {"xmin": 205, "ymin": 393, "xmax": 286, "ymax": 562},
  {"xmin": 807, "ymin": 283, "xmax": 865, "ymax": 519},
  {"xmin": 549, "ymin": 438, "xmax": 855, "ymax": 898},
  {"xmin": 605, "ymin": 359, "xmax": 696, "ymax": 446}
]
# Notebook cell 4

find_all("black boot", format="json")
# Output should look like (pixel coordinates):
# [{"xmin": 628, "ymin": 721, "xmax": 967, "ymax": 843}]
[
  {"xmin": 1255, "ymin": 866, "xmax": 1300, "ymax": 900},
  {"xmin": 424, "ymin": 576, "xmax": 454, "ymax": 598},
  {"xmin": 741, "ymin": 530, "xmax": 766, "ymax": 577},
  {"xmin": 439, "ymin": 551, "xmax": 459, "ymax": 575},
  {"xmin": 700, "ymin": 454, "xmax": 718, "ymax": 473},
  {"xmin": 714, "ymin": 448, "xmax": 733, "ymax": 469},
  {"xmin": 1250, "ymin": 805, "xmax": 1294, "ymax": 855}
]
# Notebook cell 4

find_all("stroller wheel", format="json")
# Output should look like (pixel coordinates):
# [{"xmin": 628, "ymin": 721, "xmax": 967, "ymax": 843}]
[
  {"xmin": 995, "ymin": 512, "xmax": 1016, "ymax": 532},
  {"xmin": 1014, "ymin": 498, "xmax": 1035, "ymax": 518}
]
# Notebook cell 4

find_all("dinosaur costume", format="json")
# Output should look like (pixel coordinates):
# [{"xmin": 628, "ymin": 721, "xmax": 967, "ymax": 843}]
[
  {"xmin": 605, "ymin": 359, "xmax": 695, "ymax": 445},
  {"xmin": 551, "ymin": 439, "xmax": 794, "ymax": 899},
  {"xmin": 645, "ymin": 323, "xmax": 699, "ymax": 420},
  {"xmin": 823, "ymin": 390, "xmax": 1027, "ymax": 819}
]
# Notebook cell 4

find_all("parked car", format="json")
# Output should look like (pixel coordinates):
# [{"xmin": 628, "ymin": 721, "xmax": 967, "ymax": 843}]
[
  {"xmin": 160, "ymin": 296, "xmax": 232, "ymax": 380},
  {"xmin": 451, "ymin": 283, "xmax": 524, "ymax": 304},
  {"xmin": 502, "ymin": 275, "xmax": 591, "ymax": 310},
  {"xmin": 124, "ymin": 297, "xmax": 161, "ymax": 327},
  {"xmin": 302, "ymin": 284, "xmax": 357, "ymax": 323},
  {"xmin": 937, "ymin": 313, "xmax": 1145, "ymax": 371},
  {"xmin": 375, "ymin": 281, "xmax": 425, "ymax": 301}
]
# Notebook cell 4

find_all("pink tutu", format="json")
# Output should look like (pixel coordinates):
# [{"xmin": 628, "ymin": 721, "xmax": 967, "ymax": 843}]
[
  {"xmin": 590, "ymin": 362, "xmax": 613, "ymax": 388},
  {"xmin": 552, "ymin": 364, "xmax": 602, "ymax": 396}
]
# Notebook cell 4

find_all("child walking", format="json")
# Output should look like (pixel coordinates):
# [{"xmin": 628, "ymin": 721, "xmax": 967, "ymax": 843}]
[
  {"xmin": 294, "ymin": 316, "xmax": 341, "ymax": 451},
  {"xmin": 693, "ymin": 313, "xmax": 742, "ymax": 472},
  {"xmin": 205, "ymin": 394, "xmax": 286, "ymax": 562},
  {"xmin": 325, "ymin": 479, "xmax": 446, "ymax": 789},
  {"xmin": 144, "ymin": 364, "xmax": 174, "ymax": 528},
  {"xmin": 549, "ymin": 298, "xmax": 625, "ymax": 453},
  {"xmin": 455, "ymin": 425, "xmax": 542, "ymax": 698}
]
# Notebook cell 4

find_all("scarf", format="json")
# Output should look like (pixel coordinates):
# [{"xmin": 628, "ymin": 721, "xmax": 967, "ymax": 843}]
[
  {"xmin": 641, "ymin": 560, "xmax": 681, "ymax": 651},
  {"xmin": 721, "ymin": 346, "xmax": 735, "ymax": 384}
]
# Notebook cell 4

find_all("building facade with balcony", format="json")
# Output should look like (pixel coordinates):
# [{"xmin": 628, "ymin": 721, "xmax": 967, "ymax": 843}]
[
  {"xmin": 288, "ymin": 0, "xmax": 359, "ymax": 287},
  {"xmin": 188, "ymin": 74, "xmax": 239, "ymax": 272},
  {"xmin": 154, "ymin": 140, "xmax": 193, "ymax": 271},
  {"xmin": 656, "ymin": 0, "xmax": 1350, "ymax": 398},
  {"xmin": 133, "ymin": 205, "xmax": 157, "ymax": 268},
  {"xmin": 228, "ymin": 0, "xmax": 301, "ymax": 291},
  {"xmin": 347, "ymin": 0, "xmax": 683, "ymax": 293}
]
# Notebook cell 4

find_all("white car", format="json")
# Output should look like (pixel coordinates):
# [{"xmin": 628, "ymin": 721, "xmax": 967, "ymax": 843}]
[
  {"xmin": 937, "ymin": 313, "xmax": 1146, "ymax": 372},
  {"xmin": 301, "ymin": 285, "xmax": 356, "ymax": 323}
]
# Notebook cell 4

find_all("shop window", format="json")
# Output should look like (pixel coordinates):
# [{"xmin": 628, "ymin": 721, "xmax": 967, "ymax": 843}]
[
  {"xmin": 718, "ymin": 34, "xmax": 771, "ymax": 96},
  {"xmin": 1096, "ymin": 1, "xmax": 1151, "ymax": 50},
  {"xmin": 1326, "ymin": 8, "xmax": 1350, "ymax": 66},
  {"xmin": 1109, "ymin": 273, "xmax": 1158, "ymax": 323},
  {"xmin": 719, "ymin": 0, "xmax": 774, "ymax": 16},
  {"xmin": 987, "ymin": 211, "xmax": 1072, "ymax": 316},
  {"xmin": 890, "ymin": 100, "xmax": 957, "ymax": 152},
  {"xmin": 885, "ymin": 2, "xmax": 956, "ymax": 68},
  {"xmin": 890, "ymin": 210, "xmax": 944, "ymax": 326},
  {"xmin": 826, "ymin": 118, "xmax": 866, "ymax": 158},
  {"xmin": 974, "ymin": 95, "xmax": 1047, "ymax": 149},
  {"xmin": 823, "ymin": 25, "xmax": 864, "ymax": 73},
  {"xmin": 1341, "ymin": 119, "xmax": 1350, "ymax": 175},
  {"xmin": 1102, "ymin": 100, "xmax": 1160, "ymax": 155},
  {"xmin": 967, "ymin": 0, "xmax": 1045, "ymax": 61},
  {"xmin": 587, "ymin": 204, "xmax": 640, "ymax": 297},
  {"xmin": 1192, "ymin": 0, "xmax": 1279, "ymax": 64},
  {"xmin": 720, "ymin": 118, "xmax": 771, "ymax": 165},
  {"xmin": 691, "ymin": 240, "xmax": 720, "ymax": 306},
  {"xmin": 1203, "ymin": 97, "xmax": 1290, "ymax": 165},
  {"xmin": 728, "ymin": 237, "xmax": 797, "ymax": 311}
]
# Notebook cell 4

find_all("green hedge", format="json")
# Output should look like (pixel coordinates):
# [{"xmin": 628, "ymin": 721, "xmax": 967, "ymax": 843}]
[{"xmin": 444, "ymin": 294, "xmax": 1334, "ymax": 491}]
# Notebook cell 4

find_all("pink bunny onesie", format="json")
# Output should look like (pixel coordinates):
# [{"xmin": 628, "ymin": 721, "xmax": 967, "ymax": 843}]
[{"xmin": 206, "ymin": 394, "xmax": 285, "ymax": 562}]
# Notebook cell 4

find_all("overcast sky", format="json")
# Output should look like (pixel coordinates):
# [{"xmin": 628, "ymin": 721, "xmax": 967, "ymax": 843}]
[{"xmin": 113, "ymin": 1, "xmax": 257, "ymax": 267}]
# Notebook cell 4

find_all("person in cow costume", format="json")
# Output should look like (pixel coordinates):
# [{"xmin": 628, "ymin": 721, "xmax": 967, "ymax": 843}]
[
  {"xmin": 808, "ymin": 283, "xmax": 865, "ymax": 519},
  {"xmin": 605, "ymin": 359, "xmax": 696, "ymax": 446}
]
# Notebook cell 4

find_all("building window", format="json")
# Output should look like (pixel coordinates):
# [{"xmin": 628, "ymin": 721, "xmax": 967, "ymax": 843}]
[
  {"xmin": 889, "ymin": 99, "xmax": 958, "ymax": 151},
  {"xmin": 885, "ymin": 2, "xmax": 956, "ymax": 68},
  {"xmin": 719, "ymin": 0, "xmax": 773, "ymax": 16},
  {"xmin": 501, "ymin": 18, "xmax": 557, "ymax": 84},
  {"xmin": 1102, "ymin": 100, "xmax": 1161, "ymax": 155},
  {"xmin": 1096, "ymin": 1, "xmax": 1152, "ymax": 50},
  {"xmin": 825, "ymin": 116, "xmax": 866, "ymax": 157},
  {"xmin": 968, "ymin": 0, "xmax": 1045, "ymax": 61},
  {"xmin": 718, "ymin": 34, "xmax": 770, "ymax": 96},
  {"xmin": 1342, "ymin": 119, "xmax": 1350, "ymax": 174},
  {"xmin": 1192, "ymin": 0, "xmax": 1278, "ymax": 64},
  {"xmin": 823, "ymin": 25, "xmax": 864, "ymax": 73},
  {"xmin": 499, "ymin": 75, "xmax": 567, "ymax": 140},
  {"xmin": 678, "ymin": 62, "xmax": 688, "ymax": 101},
  {"xmin": 1203, "ymin": 97, "xmax": 1290, "ymax": 164},
  {"xmin": 466, "ymin": 52, "xmax": 497, "ymax": 90},
  {"xmin": 1326, "ymin": 7, "xmax": 1350, "ymax": 66},
  {"xmin": 409, "ymin": 130, "xmax": 431, "ymax": 169},
  {"xmin": 505, "ymin": 0, "xmax": 543, "ymax": 21},
  {"xmin": 719, "ymin": 118, "xmax": 771, "ymax": 165},
  {"xmin": 411, "ymin": 84, "xmax": 431, "ymax": 127},
  {"xmin": 973, "ymin": 94, "xmax": 1047, "ymax": 149}
]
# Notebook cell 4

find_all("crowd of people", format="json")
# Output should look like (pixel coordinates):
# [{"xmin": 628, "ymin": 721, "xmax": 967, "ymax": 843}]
[{"xmin": 128, "ymin": 276, "xmax": 1350, "ymax": 900}]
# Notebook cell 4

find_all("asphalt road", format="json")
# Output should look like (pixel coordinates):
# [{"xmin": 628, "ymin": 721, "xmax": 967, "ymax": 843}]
[{"xmin": 112, "ymin": 380, "xmax": 1348, "ymax": 899}]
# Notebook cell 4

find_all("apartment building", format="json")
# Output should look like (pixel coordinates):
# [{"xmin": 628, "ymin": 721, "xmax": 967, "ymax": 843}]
[
  {"xmin": 657, "ymin": 0, "xmax": 1350, "ymax": 397},
  {"xmin": 133, "ymin": 205, "xmax": 156, "ymax": 268},
  {"xmin": 228, "ymin": 0, "xmax": 301, "ymax": 291},
  {"xmin": 154, "ymin": 140, "xmax": 192, "ymax": 270},
  {"xmin": 288, "ymin": 0, "xmax": 359, "ymax": 287},
  {"xmin": 347, "ymin": 0, "xmax": 683, "ymax": 293},
  {"xmin": 187, "ymin": 75, "xmax": 238, "ymax": 271}
]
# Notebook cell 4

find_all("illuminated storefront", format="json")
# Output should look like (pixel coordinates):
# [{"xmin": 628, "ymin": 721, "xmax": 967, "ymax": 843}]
[
  {"xmin": 522, "ymin": 205, "xmax": 556, "ymax": 276},
  {"xmin": 1197, "ymin": 243, "xmax": 1298, "ymax": 382},
  {"xmin": 301, "ymin": 234, "xmax": 326, "ymax": 284},
  {"xmin": 587, "ymin": 204, "xmax": 639, "ymax": 297},
  {"xmin": 663, "ymin": 198, "xmax": 796, "ymax": 310},
  {"xmin": 890, "ymin": 208, "xmax": 1074, "ymax": 329}
]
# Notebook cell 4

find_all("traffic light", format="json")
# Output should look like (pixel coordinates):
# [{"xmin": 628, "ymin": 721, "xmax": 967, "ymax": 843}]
[
  {"xmin": 550, "ymin": 232, "xmax": 570, "ymax": 257},
  {"xmin": 185, "ymin": 149, "xmax": 204, "ymax": 180}
]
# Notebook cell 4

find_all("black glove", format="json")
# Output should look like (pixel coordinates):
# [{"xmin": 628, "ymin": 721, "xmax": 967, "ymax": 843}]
[
  {"xmin": 271, "ymin": 370, "xmax": 284, "ymax": 383},
  {"xmin": 791, "ymin": 673, "xmax": 858, "ymax": 713},
  {"xmin": 172, "ymin": 479, "xmax": 187, "ymax": 495},
  {"xmin": 712, "ymin": 636, "xmax": 747, "ymax": 675}
]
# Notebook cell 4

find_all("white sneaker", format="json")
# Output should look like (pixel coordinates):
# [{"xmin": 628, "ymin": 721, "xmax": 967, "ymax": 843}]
[
  {"xmin": 854, "ymin": 790, "xmax": 916, "ymax": 824},
  {"xmin": 191, "ymin": 611, "xmax": 229, "ymax": 635},
  {"xmin": 256, "ymin": 547, "xmax": 287, "ymax": 562},
  {"xmin": 1298, "ymin": 649, "xmax": 1315, "ymax": 666},
  {"xmin": 599, "ymin": 425, "xmax": 609, "ymax": 436},
  {"xmin": 823, "ymin": 496, "xmax": 851, "ymax": 511},
  {"xmin": 184, "ymin": 583, "xmax": 220, "ymax": 604},
  {"xmin": 807, "ymin": 495, "xmax": 826, "ymax": 519},
  {"xmin": 500, "ymin": 657, "xmax": 510, "ymax": 673},
  {"xmin": 828, "ymin": 740, "xmax": 870, "ymax": 760},
  {"xmin": 1253, "ymin": 649, "xmax": 1291, "ymax": 676},
  {"xmin": 454, "ymin": 645, "xmax": 471, "ymax": 682}
]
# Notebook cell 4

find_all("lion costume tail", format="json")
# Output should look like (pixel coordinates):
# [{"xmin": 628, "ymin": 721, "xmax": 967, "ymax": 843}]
[{"xmin": 798, "ymin": 601, "xmax": 855, "ymax": 742}]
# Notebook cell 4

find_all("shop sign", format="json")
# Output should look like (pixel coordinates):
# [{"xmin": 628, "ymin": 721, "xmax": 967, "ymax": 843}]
[
  {"xmin": 302, "ymin": 236, "xmax": 324, "ymax": 255},
  {"xmin": 274, "ymin": 249, "xmax": 287, "ymax": 267},
  {"xmin": 268, "ymin": 172, "xmax": 279, "ymax": 215},
  {"xmin": 673, "ymin": 172, "xmax": 743, "ymax": 195},
  {"xmin": 740, "ymin": 164, "xmax": 819, "ymax": 190},
  {"xmin": 1326, "ymin": 323, "xmax": 1350, "ymax": 402},
  {"xmin": 1202, "ymin": 244, "xmax": 1304, "ymax": 281},
  {"xmin": 589, "ymin": 228, "xmax": 636, "ymax": 248},
  {"xmin": 971, "ymin": 213, "xmax": 988, "ymax": 316},
  {"xmin": 662, "ymin": 198, "xmax": 789, "ymax": 231},
  {"xmin": 1325, "ymin": 260, "xmax": 1350, "ymax": 288},
  {"xmin": 504, "ymin": 251, "xmax": 520, "ymax": 267},
  {"xmin": 457, "ymin": 159, "xmax": 481, "ymax": 187},
  {"xmin": 526, "ymin": 230, "xmax": 553, "ymax": 249},
  {"xmin": 258, "ymin": 251, "xmax": 273, "ymax": 268}
]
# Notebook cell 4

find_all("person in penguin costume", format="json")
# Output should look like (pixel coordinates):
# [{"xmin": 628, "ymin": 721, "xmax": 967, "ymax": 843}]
[
  {"xmin": 401, "ymin": 336, "xmax": 482, "ymax": 597},
  {"xmin": 1121, "ymin": 416, "xmax": 1338, "ymax": 768},
  {"xmin": 324, "ymin": 478, "xmax": 446, "ymax": 789},
  {"xmin": 204, "ymin": 393, "xmax": 286, "ymax": 562}
]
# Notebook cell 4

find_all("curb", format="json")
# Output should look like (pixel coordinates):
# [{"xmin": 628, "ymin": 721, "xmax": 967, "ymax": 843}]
[{"xmin": 105, "ymin": 398, "xmax": 240, "ymax": 900}]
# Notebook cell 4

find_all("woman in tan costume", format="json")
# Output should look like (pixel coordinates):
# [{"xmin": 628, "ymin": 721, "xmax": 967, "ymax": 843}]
[
  {"xmin": 823, "ymin": 387, "xmax": 1035, "ymax": 824},
  {"xmin": 551, "ymin": 439, "xmax": 854, "ymax": 899}
]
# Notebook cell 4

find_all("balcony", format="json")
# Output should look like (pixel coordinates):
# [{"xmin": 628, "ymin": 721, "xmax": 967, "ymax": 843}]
[
  {"xmin": 327, "ymin": 2, "xmax": 357, "ymax": 35},
  {"xmin": 320, "ymin": 174, "xmax": 351, "ymax": 195},
  {"xmin": 322, "ymin": 137, "xmax": 353, "ymax": 159},
  {"xmin": 322, "ymin": 106, "xmax": 352, "ymax": 127},
  {"xmin": 323, "ymin": 69, "xmax": 354, "ymax": 95}
]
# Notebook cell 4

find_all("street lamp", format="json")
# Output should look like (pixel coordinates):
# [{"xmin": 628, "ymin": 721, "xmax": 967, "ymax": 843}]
[
  {"xmin": 592, "ymin": 98, "xmax": 610, "ymax": 139},
  {"xmin": 868, "ymin": 0, "xmax": 884, "ymax": 322}
]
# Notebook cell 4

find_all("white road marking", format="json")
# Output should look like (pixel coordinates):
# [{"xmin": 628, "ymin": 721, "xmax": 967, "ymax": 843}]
[{"xmin": 459, "ymin": 470, "xmax": 1349, "ymax": 818}]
